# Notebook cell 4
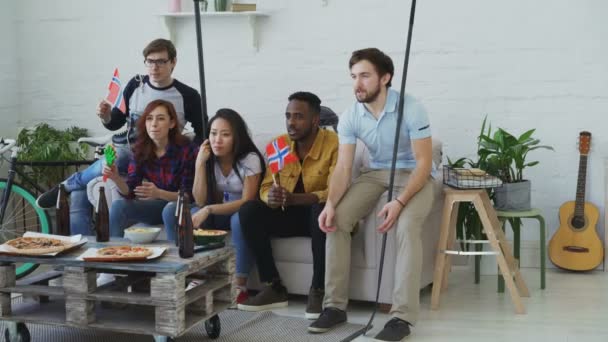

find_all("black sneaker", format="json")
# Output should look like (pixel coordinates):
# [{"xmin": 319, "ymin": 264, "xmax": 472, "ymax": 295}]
[
  {"xmin": 36, "ymin": 185, "xmax": 60, "ymax": 209},
  {"xmin": 305, "ymin": 287, "xmax": 324, "ymax": 319},
  {"xmin": 373, "ymin": 318, "xmax": 412, "ymax": 341},
  {"xmin": 237, "ymin": 281, "xmax": 288, "ymax": 312},
  {"xmin": 308, "ymin": 307, "xmax": 347, "ymax": 333}
]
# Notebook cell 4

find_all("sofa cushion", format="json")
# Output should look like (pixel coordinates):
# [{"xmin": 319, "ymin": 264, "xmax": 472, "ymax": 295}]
[
  {"xmin": 270, "ymin": 237, "xmax": 314, "ymax": 264},
  {"xmin": 269, "ymin": 232, "xmax": 372, "ymax": 269}
]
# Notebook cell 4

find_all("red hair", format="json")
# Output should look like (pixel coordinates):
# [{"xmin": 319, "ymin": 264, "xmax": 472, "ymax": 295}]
[{"xmin": 133, "ymin": 99, "xmax": 187, "ymax": 165}]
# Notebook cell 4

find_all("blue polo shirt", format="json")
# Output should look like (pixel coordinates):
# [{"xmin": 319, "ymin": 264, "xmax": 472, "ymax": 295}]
[{"xmin": 338, "ymin": 88, "xmax": 432, "ymax": 170}]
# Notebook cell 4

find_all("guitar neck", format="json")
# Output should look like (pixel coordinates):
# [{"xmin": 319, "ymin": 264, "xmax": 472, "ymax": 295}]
[{"xmin": 574, "ymin": 154, "xmax": 588, "ymax": 217}]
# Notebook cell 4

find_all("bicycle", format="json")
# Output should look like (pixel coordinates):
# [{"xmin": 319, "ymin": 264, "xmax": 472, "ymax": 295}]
[{"xmin": 0, "ymin": 138, "xmax": 51, "ymax": 279}]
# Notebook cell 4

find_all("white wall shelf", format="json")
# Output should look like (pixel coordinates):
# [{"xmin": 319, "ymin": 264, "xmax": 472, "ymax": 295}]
[{"xmin": 160, "ymin": 12, "xmax": 269, "ymax": 51}]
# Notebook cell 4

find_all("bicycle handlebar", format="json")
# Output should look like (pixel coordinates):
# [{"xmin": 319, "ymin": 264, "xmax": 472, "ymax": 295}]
[
  {"xmin": 0, "ymin": 138, "xmax": 16, "ymax": 155},
  {"xmin": 78, "ymin": 134, "xmax": 114, "ymax": 148}
]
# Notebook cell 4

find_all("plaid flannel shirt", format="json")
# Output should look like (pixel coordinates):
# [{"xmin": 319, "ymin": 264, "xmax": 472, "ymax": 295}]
[{"xmin": 126, "ymin": 142, "xmax": 198, "ymax": 198}]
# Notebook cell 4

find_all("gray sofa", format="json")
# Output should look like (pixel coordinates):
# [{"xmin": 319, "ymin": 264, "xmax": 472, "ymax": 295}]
[{"xmin": 249, "ymin": 132, "xmax": 444, "ymax": 307}]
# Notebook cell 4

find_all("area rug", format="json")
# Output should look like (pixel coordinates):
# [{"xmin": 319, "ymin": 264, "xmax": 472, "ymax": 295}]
[{"xmin": 0, "ymin": 308, "xmax": 364, "ymax": 341}]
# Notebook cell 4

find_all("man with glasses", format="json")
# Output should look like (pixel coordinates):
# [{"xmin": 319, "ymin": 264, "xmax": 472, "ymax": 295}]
[{"xmin": 36, "ymin": 38, "xmax": 206, "ymax": 235}]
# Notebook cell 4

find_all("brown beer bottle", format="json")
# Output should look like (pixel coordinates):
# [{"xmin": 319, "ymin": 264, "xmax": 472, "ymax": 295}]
[
  {"xmin": 178, "ymin": 193, "xmax": 194, "ymax": 258},
  {"xmin": 174, "ymin": 189, "xmax": 184, "ymax": 246},
  {"xmin": 55, "ymin": 184, "xmax": 70, "ymax": 236},
  {"xmin": 94, "ymin": 186, "xmax": 110, "ymax": 242}
]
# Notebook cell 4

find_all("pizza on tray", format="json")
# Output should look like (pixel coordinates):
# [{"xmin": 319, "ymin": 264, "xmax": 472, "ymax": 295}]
[
  {"xmin": 96, "ymin": 246, "xmax": 153, "ymax": 259},
  {"xmin": 5, "ymin": 237, "xmax": 72, "ymax": 255}
]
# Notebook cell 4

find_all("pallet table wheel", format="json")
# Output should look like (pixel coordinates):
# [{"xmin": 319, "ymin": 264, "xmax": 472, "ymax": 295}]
[
  {"xmin": 205, "ymin": 314, "xmax": 221, "ymax": 339},
  {"xmin": 4, "ymin": 322, "xmax": 30, "ymax": 342}
]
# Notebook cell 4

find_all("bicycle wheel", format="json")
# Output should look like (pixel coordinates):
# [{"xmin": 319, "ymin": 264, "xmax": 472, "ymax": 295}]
[{"xmin": 0, "ymin": 179, "xmax": 51, "ymax": 278}]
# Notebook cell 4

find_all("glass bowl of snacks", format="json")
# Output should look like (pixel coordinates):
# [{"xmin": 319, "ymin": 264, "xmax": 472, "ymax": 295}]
[
  {"xmin": 193, "ymin": 229, "xmax": 227, "ymax": 245},
  {"xmin": 124, "ymin": 227, "xmax": 161, "ymax": 244}
]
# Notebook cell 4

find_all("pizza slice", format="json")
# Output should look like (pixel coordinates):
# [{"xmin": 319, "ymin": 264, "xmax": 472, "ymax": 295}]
[{"xmin": 96, "ymin": 246, "xmax": 153, "ymax": 258}]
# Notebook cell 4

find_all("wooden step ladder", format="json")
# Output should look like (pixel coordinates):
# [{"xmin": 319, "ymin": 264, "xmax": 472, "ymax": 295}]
[{"xmin": 430, "ymin": 188, "xmax": 530, "ymax": 314}]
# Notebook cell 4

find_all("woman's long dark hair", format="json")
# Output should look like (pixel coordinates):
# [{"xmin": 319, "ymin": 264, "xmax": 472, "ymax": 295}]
[
  {"xmin": 206, "ymin": 108, "xmax": 266, "ymax": 204},
  {"xmin": 133, "ymin": 99, "xmax": 187, "ymax": 167}
]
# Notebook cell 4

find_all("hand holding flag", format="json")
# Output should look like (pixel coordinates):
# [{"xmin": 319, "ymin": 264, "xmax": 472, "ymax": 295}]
[
  {"xmin": 105, "ymin": 68, "xmax": 126, "ymax": 114},
  {"xmin": 265, "ymin": 136, "xmax": 297, "ymax": 210},
  {"xmin": 266, "ymin": 136, "xmax": 297, "ymax": 175}
]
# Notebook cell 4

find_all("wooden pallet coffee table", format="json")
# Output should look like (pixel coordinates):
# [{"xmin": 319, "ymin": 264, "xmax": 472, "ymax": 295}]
[{"xmin": 0, "ymin": 238, "xmax": 235, "ymax": 342}]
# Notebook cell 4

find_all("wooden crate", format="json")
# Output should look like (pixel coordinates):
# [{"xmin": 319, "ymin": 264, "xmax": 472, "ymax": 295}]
[{"xmin": 0, "ymin": 241, "xmax": 235, "ymax": 339}]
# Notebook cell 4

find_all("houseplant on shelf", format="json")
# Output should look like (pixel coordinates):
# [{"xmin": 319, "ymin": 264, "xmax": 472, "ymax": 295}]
[
  {"xmin": 477, "ymin": 122, "xmax": 554, "ymax": 211},
  {"xmin": 16, "ymin": 123, "xmax": 90, "ymax": 190},
  {"xmin": 448, "ymin": 116, "xmax": 553, "ymax": 275}
]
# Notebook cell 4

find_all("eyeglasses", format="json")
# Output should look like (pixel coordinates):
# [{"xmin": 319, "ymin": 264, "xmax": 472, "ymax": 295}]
[{"xmin": 144, "ymin": 58, "xmax": 171, "ymax": 67}]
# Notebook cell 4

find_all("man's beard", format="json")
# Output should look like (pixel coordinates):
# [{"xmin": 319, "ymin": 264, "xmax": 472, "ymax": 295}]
[{"xmin": 355, "ymin": 86, "xmax": 381, "ymax": 103}]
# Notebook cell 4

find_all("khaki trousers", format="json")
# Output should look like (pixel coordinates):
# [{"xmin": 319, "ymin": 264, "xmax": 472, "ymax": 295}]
[{"xmin": 324, "ymin": 169, "xmax": 434, "ymax": 324}]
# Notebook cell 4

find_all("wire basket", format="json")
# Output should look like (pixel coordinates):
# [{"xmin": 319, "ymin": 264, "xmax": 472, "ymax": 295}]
[{"xmin": 443, "ymin": 165, "xmax": 503, "ymax": 189}]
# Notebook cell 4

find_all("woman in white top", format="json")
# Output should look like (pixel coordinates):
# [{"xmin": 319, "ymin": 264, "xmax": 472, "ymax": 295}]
[{"xmin": 191, "ymin": 108, "xmax": 265, "ymax": 304}]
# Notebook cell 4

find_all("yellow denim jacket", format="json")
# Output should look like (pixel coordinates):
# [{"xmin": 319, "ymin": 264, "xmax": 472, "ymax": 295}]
[{"xmin": 260, "ymin": 129, "xmax": 339, "ymax": 204}]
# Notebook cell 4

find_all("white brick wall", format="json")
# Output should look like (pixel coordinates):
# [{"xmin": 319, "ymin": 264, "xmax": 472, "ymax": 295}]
[
  {"xmin": 2, "ymin": 0, "xmax": 607, "ymax": 259},
  {"xmin": 0, "ymin": 0, "xmax": 19, "ymax": 138}
]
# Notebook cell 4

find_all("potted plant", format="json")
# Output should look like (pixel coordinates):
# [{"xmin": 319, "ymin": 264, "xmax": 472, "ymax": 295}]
[
  {"xmin": 447, "ymin": 116, "xmax": 553, "ymax": 277},
  {"xmin": 16, "ymin": 123, "xmax": 90, "ymax": 190},
  {"xmin": 477, "ymin": 121, "xmax": 554, "ymax": 211}
]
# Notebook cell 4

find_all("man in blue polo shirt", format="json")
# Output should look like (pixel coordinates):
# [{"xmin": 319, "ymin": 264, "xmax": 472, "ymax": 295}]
[{"xmin": 309, "ymin": 48, "xmax": 435, "ymax": 341}]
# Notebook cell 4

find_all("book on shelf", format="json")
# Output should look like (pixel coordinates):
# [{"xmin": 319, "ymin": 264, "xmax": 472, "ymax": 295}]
[{"xmin": 232, "ymin": 3, "xmax": 257, "ymax": 12}]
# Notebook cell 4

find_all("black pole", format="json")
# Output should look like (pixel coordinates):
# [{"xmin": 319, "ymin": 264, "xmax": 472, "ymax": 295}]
[
  {"xmin": 341, "ymin": 0, "xmax": 417, "ymax": 340},
  {"xmin": 193, "ymin": 0, "xmax": 208, "ymax": 139}
]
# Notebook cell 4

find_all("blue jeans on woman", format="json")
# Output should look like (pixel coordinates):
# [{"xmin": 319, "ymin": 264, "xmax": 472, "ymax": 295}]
[
  {"xmin": 67, "ymin": 144, "xmax": 131, "ymax": 235},
  {"xmin": 163, "ymin": 202, "xmax": 253, "ymax": 278},
  {"xmin": 69, "ymin": 190, "xmax": 94, "ymax": 236},
  {"xmin": 109, "ymin": 199, "xmax": 175, "ymax": 238}
]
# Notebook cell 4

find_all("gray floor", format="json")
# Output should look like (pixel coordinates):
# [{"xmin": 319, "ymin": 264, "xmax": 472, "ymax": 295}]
[
  {"xmin": 11, "ymin": 266, "xmax": 608, "ymax": 341},
  {"xmin": 273, "ymin": 267, "xmax": 608, "ymax": 341}
]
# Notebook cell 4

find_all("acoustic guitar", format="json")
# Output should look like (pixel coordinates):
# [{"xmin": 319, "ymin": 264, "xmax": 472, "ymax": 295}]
[{"xmin": 548, "ymin": 131, "xmax": 604, "ymax": 271}]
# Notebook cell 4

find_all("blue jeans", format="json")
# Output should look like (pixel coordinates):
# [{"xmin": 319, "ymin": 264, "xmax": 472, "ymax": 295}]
[
  {"xmin": 109, "ymin": 199, "xmax": 175, "ymax": 238},
  {"xmin": 163, "ymin": 202, "xmax": 253, "ymax": 278},
  {"xmin": 66, "ymin": 144, "xmax": 131, "ymax": 235},
  {"xmin": 69, "ymin": 190, "xmax": 93, "ymax": 235},
  {"xmin": 64, "ymin": 144, "xmax": 131, "ymax": 192}
]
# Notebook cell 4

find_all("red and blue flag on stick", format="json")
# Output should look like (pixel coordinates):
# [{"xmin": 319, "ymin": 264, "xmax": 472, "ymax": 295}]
[
  {"xmin": 106, "ymin": 68, "xmax": 126, "ymax": 114},
  {"xmin": 266, "ymin": 136, "xmax": 297, "ymax": 174}
]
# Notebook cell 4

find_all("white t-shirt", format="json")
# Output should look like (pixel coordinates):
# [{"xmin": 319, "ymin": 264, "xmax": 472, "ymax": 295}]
[{"xmin": 214, "ymin": 152, "xmax": 263, "ymax": 202}]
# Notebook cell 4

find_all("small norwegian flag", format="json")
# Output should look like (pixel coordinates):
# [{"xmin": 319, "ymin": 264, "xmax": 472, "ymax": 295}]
[
  {"xmin": 106, "ymin": 68, "xmax": 126, "ymax": 114},
  {"xmin": 266, "ymin": 136, "xmax": 297, "ymax": 174}
]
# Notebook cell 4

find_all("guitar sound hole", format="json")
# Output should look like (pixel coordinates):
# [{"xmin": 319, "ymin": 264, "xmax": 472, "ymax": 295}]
[{"xmin": 571, "ymin": 216, "xmax": 585, "ymax": 229}]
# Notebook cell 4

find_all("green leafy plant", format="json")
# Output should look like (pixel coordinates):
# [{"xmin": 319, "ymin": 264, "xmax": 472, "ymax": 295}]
[
  {"xmin": 448, "ymin": 116, "xmax": 554, "ymax": 252},
  {"xmin": 16, "ymin": 123, "xmax": 90, "ymax": 189},
  {"xmin": 477, "ymin": 123, "xmax": 554, "ymax": 183}
]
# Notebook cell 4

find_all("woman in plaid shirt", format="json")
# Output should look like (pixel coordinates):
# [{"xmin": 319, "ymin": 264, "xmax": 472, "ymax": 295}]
[{"xmin": 105, "ymin": 99, "xmax": 198, "ymax": 238}]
